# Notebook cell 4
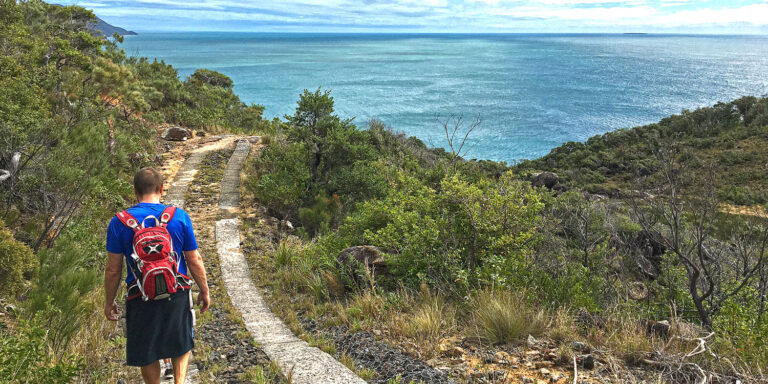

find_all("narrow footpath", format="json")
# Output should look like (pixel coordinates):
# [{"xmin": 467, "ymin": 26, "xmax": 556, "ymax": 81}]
[{"xmin": 214, "ymin": 139, "xmax": 366, "ymax": 384}]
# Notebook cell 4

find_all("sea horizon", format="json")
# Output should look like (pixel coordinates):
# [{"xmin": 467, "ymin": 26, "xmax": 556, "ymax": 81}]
[{"xmin": 120, "ymin": 33, "xmax": 768, "ymax": 163}]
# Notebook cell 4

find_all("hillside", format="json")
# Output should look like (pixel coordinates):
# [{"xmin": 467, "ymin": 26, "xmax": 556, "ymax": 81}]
[
  {"xmin": 516, "ymin": 97, "xmax": 768, "ymax": 209},
  {"xmin": 2, "ymin": 1, "xmax": 768, "ymax": 383},
  {"xmin": 90, "ymin": 15, "xmax": 137, "ymax": 36}
]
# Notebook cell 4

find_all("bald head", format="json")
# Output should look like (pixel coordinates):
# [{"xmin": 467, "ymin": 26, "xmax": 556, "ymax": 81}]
[{"xmin": 134, "ymin": 167, "xmax": 163, "ymax": 197}]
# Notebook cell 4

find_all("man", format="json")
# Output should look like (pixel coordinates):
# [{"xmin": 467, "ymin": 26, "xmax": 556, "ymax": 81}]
[{"xmin": 104, "ymin": 167, "xmax": 210, "ymax": 384}]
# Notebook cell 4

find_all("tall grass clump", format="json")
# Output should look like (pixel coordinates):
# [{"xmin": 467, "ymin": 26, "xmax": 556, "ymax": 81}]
[
  {"xmin": 406, "ymin": 286, "xmax": 456, "ymax": 341},
  {"xmin": 471, "ymin": 289, "xmax": 548, "ymax": 344},
  {"xmin": 273, "ymin": 238, "xmax": 299, "ymax": 267}
]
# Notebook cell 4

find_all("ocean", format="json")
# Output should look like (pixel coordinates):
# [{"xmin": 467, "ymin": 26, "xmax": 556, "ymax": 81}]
[{"xmin": 120, "ymin": 33, "xmax": 768, "ymax": 163}]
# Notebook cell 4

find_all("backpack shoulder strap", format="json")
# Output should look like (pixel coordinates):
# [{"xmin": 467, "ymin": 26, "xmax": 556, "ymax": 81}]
[
  {"xmin": 159, "ymin": 206, "xmax": 177, "ymax": 227},
  {"xmin": 116, "ymin": 210, "xmax": 140, "ymax": 232}
]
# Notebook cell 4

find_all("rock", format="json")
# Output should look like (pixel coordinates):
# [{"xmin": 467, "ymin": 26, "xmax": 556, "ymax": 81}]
[
  {"xmin": 629, "ymin": 281, "xmax": 649, "ymax": 300},
  {"xmin": 531, "ymin": 172, "xmax": 560, "ymax": 190},
  {"xmin": 527, "ymin": 334, "xmax": 537, "ymax": 347},
  {"xmin": 522, "ymin": 378, "xmax": 534, "ymax": 384},
  {"xmin": 440, "ymin": 345, "xmax": 465, "ymax": 358},
  {"xmin": 539, "ymin": 368, "xmax": 551, "ymax": 376},
  {"xmin": 581, "ymin": 354, "xmax": 595, "ymax": 370},
  {"xmin": 331, "ymin": 329, "xmax": 453, "ymax": 384},
  {"xmin": 488, "ymin": 370, "xmax": 505, "ymax": 380},
  {"xmin": 642, "ymin": 319, "xmax": 671, "ymax": 339},
  {"xmin": 336, "ymin": 245, "xmax": 388, "ymax": 286},
  {"xmin": 262, "ymin": 216, "xmax": 280, "ymax": 229},
  {"xmin": 576, "ymin": 309, "xmax": 607, "ymax": 329},
  {"xmin": 494, "ymin": 351, "xmax": 512, "ymax": 364},
  {"xmin": 162, "ymin": 126, "xmax": 193, "ymax": 141},
  {"xmin": 569, "ymin": 341, "xmax": 590, "ymax": 353},
  {"xmin": 117, "ymin": 379, "xmax": 126, "ymax": 384},
  {"xmin": 280, "ymin": 219, "xmax": 294, "ymax": 233}
]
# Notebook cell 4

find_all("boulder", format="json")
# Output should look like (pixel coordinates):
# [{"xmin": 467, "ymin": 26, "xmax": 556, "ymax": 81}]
[
  {"xmin": 162, "ymin": 126, "xmax": 193, "ymax": 141},
  {"xmin": 280, "ymin": 219, "xmax": 294, "ymax": 233},
  {"xmin": 581, "ymin": 354, "xmax": 595, "ymax": 370},
  {"xmin": 641, "ymin": 319, "xmax": 671, "ymax": 339},
  {"xmin": 531, "ymin": 172, "xmax": 560, "ymax": 190},
  {"xmin": 336, "ymin": 246, "xmax": 388, "ymax": 286}
]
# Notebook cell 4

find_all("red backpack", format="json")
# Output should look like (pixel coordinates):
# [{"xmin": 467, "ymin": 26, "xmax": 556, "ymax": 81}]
[{"xmin": 116, "ymin": 206, "xmax": 190, "ymax": 301}]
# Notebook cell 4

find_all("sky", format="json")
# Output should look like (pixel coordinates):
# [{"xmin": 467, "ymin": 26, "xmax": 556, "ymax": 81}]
[{"xmin": 57, "ymin": 0, "xmax": 768, "ymax": 33}]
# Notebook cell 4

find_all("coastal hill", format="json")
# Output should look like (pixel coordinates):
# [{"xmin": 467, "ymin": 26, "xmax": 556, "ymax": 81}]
[
  {"xmin": 2, "ymin": 1, "xmax": 768, "ymax": 383},
  {"xmin": 51, "ymin": 3, "xmax": 137, "ymax": 36},
  {"xmin": 90, "ymin": 14, "xmax": 137, "ymax": 36}
]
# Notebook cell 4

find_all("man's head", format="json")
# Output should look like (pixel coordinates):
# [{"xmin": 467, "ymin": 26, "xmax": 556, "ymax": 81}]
[{"xmin": 134, "ymin": 167, "xmax": 164, "ymax": 198}]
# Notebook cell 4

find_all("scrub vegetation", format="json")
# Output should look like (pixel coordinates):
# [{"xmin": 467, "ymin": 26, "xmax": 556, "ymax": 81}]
[{"xmin": 2, "ymin": 0, "xmax": 768, "ymax": 383}]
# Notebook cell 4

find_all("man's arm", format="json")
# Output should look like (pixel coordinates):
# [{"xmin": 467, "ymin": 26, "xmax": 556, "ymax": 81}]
[
  {"xmin": 104, "ymin": 252, "xmax": 123, "ymax": 321},
  {"xmin": 184, "ymin": 249, "xmax": 210, "ymax": 313}
]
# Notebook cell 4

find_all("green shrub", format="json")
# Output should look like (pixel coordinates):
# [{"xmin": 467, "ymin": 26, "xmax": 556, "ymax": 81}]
[
  {"xmin": 247, "ymin": 140, "xmax": 309, "ymax": 219},
  {"xmin": 718, "ymin": 150, "xmax": 755, "ymax": 166},
  {"xmin": 0, "ymin": 317, "xmax": 83, "ymax": 383},
  {"xmin": 718, "ymin": 185, "xmax": 768, "ymax": 205},
  {"xmin": 24, "ymin": 232, "xmax": 100, "ymax": 354},
  {"xmin": 297, "ymin": 193, "xmax": 342, "ymax": 238},
  {"xmin": 0, "ymin": 219, "xmax": 37, "ymax": 299}
]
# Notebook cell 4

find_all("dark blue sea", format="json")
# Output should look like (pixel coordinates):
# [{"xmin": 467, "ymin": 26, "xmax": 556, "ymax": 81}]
[{"xmin": 120, "ymin": 33, "xmax": 768, "ymax": 163}]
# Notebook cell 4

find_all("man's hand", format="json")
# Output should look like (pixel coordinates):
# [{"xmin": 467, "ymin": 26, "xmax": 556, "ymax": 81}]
[
  {"xmin": 104, "ymin": 252, "xmax": 123, "ymax": 321},
  {"xmin": 196, "ymin": 291, "xmax": 210, "ymax": 313},
  {"xmin": 104, "ymin": 300, "xmax": 121, "ymax": 321}
]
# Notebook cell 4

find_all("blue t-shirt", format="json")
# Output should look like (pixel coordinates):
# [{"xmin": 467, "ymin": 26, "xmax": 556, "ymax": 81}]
[{"xmin": 106, "ymin": 203, "xmax": 198, "ymax": 285}]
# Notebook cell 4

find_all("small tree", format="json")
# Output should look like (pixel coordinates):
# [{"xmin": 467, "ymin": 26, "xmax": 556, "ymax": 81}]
[
  {"xmin": 435, "ymin": 114, "xmax": 481, "ymax": 175},
  {"xmin": 633, "ymin": 145, "xmax": 767, "ymax": 328}
]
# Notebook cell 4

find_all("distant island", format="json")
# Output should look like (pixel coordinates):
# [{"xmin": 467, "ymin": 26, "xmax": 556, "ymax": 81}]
[
  {"xmin": 51, "ymin": 3, "xmax": 136, "ymax": 36},
  {"xmin": 89, "ymin": 15, "xmax": 137, "ymax": 36},
  {"xmin": 624, "ymin": 32, "xmax": 648, "ymax": 35}
]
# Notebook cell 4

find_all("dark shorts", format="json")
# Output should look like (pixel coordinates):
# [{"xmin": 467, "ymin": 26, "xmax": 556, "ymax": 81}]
[{"xmin": 125, "ymin": 289, "xmax": 195, "ymax": 367}]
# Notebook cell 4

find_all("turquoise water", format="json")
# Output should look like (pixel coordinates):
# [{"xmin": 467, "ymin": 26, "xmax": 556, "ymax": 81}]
[{"xmin": 121, "ymin": 33, "xmax": 768, "ymax": 163}]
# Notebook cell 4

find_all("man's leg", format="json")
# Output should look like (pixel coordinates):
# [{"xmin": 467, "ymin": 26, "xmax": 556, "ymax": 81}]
[
  {"xmin": 171, "ymin": 350, "xmax": 191, "ymax": 384},
  {"xmin": 140, "ymin": 361, "xmax": 162, "ymax": 384}
]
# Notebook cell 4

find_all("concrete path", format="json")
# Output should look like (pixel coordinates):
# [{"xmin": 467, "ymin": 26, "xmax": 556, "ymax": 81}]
[
  {"xmin": 215, "ymin": 139, "xmax": 366, "ymax": 384},
  {"xmin": 157, "ymin": 140, "xmax": 235, "ymax": 384}
]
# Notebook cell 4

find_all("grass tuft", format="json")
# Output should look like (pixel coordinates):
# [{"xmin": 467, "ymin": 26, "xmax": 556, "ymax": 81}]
[{"xmin": 471, "ymin": 289, "xmax": 548, "ymax": 344}]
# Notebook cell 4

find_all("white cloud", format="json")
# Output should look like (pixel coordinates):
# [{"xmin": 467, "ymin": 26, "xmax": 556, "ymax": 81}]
[{"xmin": 59, "ymin": 0, "xmax": 768, "ymax": 32}]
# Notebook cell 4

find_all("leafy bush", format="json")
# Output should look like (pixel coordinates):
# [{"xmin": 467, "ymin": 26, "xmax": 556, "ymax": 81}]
[
  {"xmin": 718, "ymin": 185, "xmax": 768, "ymax": 205},
  {"xmin": 0, "ymin": 317, "xmax": 83, "ymax": 383},
  {"xmin": 0, "ymin": 219, "xmax": 37, "ymax": 299},
  {"xmin": 297, "ymin": 193, "xmax": 342, "ymax": 238},
  {"xmin": 24, "ymin": 231, "xmax": 100, "ymax": 353},
  {"xmin": 247, "ymin": 139, "xmax": 309, "ymax": 219}
]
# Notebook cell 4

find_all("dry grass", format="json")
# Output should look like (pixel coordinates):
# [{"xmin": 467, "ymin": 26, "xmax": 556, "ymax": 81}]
[
  {"xmin": 548, "ymin": 307, "xmax": 579, "ymax": 343},
  {"xmin": 470, "ymin": 289, "xmax": 549, "ymax": 345},
  {"xmin": 69, "ymin": 289, "xmax": 130, "ymax": 383}
]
